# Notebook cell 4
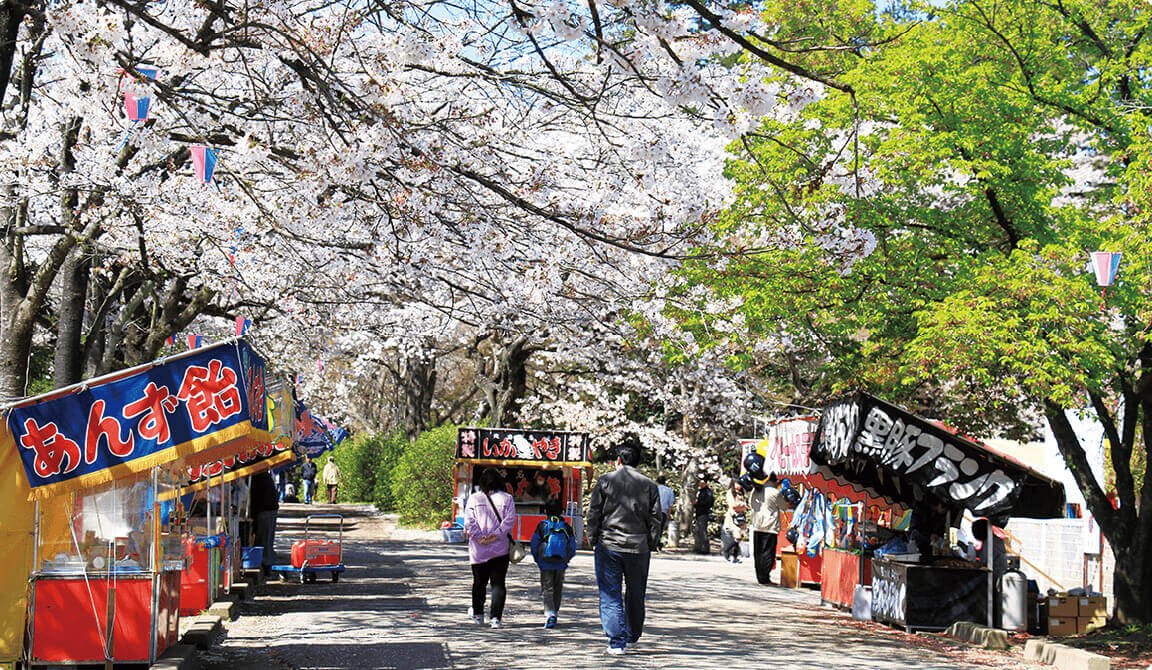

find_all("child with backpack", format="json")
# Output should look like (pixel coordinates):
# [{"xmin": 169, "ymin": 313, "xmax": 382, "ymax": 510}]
[{"xmin": 529, "ymin": 497, "xmax": 578, "ymax": 629}]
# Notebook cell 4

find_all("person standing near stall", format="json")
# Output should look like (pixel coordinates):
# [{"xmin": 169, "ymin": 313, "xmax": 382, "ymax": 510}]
[
  {"xmin": 721, "ymin": 480, "xmax": 747, "ymax": 563},
  {"xmin": 250, "ymin": 470, "xmax": 280, "ymax": 576},
  {"xmin": 656, "ymin": 476, "xmax": 675, "ymax": 550},
  {"xmin": 300, "ymin": 456, "xmax": 318, "ymax": 504},
  {"xmin": 693, "ymin": 478, "xmax": 715, "ymax": 554},
  {"xmin": 323, "ymin": 455, "xmax": 342, "ymax": 504},
  {"xmin": 465, "ymin": 468, "xmax": 516, "ymax": 628},
  {"xmin": 586, "ymin": 444, "xmax": 662, "ymax": 655},
  {"xmin": 748, "ymin": 473, "xmax": 791, "ymax": 585}
]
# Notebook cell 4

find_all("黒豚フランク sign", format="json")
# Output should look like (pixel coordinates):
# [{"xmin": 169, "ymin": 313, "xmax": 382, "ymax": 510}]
[
  {"xmin": 7, "ymin": 340, "xmax": 268, "ymax": 498},
  {"xmin": 812, "ymin": 392, "xmax": 1064, "ymax": 520}
]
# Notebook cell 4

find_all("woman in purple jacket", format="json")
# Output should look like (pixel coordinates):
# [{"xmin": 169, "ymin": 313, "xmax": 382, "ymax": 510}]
[{"xmin": 464, "ymin": 468, "xmax": 517, "ymax": 628}]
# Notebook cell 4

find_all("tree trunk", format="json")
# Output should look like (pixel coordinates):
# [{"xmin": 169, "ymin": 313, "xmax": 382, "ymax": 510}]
[
  {"xmin": 400, "ymin": 351, "xmax": 436, "ymax": 440},
  {"xmin": 1046, "ymin": 398, "xmax": 1152, "ymax": 623},
  {"xmin": 1113, "ymin": 540, "xmax": 1152, "ymax": 624},
  {"xmin": 491, "ymin": 335, "xmax": 532, "ymax": 427},
  {"xmin": 52, "ymin": 247, "xmax": 89, "ymax": 387}
]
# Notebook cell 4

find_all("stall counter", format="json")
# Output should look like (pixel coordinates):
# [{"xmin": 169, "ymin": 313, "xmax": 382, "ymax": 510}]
[
  {"xmin": 30, "ymin": 570, "xmax": 181, "ymax": 663},
  {"xmin": 180, "ymin": 541, "xmax": 222, "ymax": 616},
  {"xmin": 821, "ymin": 547, "xmax": 870, "ymax": 609},
  {"xmin": 870, "ymin": 557, "xmax": 988, "ymax": 632}
]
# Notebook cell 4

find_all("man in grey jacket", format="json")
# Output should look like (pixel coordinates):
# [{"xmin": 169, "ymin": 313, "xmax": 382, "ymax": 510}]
[{"xmin": 586, "ymin": 444, "xmax": 662, "ymax": 656}]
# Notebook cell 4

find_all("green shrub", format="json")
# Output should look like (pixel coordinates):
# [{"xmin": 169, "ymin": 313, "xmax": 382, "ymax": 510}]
[
  {"xmin": 372, "ymin": 431, "xmax": 407, "ymax": 511},
  {"xmin": 331, "ymin": 433, "xmax": 388, "ymax": 503},
  {"xmin": 390, "ymin": 424, "xmax": 457, "ymax": 527}
]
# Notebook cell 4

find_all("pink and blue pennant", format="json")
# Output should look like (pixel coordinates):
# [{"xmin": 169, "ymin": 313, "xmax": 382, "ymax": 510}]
[
  {"xmin": 125, "ymin": 91, "xmax": 151, "ymax": 122},
  {"xmin": 234, "ymin": 317, "xmax": 251, "ymax": 336},
  {"xmin": 116, "ymin": 91, "xmax": 152, "ymax": 152},
  {"xmin": 190, "ymin": 145, "xmax": 218, "ymax": 185},
  {"xmin": 134, "ymin": 66, "xmax": 161, "ymax": 81},
  {"xmin": 1090, "ymin": 251, "xmax": 1122, "ymax": 288},
  {"xmin": 1090, "ymin": 251, "xmax": 1122, "ymax": 301},
  {"xmin": 187, "ymin": 334, "xmax": 203, "ymax": 349}
]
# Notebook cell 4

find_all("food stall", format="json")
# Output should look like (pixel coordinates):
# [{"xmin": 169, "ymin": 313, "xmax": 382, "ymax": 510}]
[
  {"xmin": 812, "ymin": 392, "xmax": 1066, "ymax": 631},
  {"xmin": 175, "ymin": 375, "xmax": 294, "ymax": 614},
  {"xmin": 741, "ymin": 418, "xmax": 903, "ymax": 598},
  {"xmin": 452, "ymin": 428, "xmax": 591, "ymax": 543},
  {"xmin": 5, "ymin": 338, "xmax": 277, "ymax": 665}
]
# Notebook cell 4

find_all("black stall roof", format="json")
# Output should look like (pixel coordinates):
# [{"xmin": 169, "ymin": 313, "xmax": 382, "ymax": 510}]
[{"xmin": 812, "ymin": 392, "xmax": 1065, "ymax": 522}]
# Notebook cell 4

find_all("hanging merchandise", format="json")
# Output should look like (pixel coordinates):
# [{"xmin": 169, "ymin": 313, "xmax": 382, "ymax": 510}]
[
  {"xmin": 789, "ymin": 488, "xmax": 828, "ymax": 558},
  {"xmin": 822, "ymin": 493, "xmax": 836, "ymax": 549},
  {"xmin": 190, "ymin": 145, "xmax": 218, "ymax": 185}
]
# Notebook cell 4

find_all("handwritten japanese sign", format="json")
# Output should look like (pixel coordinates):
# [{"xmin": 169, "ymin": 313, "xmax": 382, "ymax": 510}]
[
  {"xmin": 813, "ymin": 393, "xmax": 1064, "ymax": 520},
  {"xmin": 8, "ymin": 341, "xmax": 268, "ymax": 495},
  {"xmin": 186, "ymin": 440, "xmax": 293, "ymax": 486},
  {"xmin": 456, "ymin": 428, "xmax": 590, "ymax": 465},
  {"xmin": 739, "ymin": 418, "xmax": 818, "ymax": 477}
]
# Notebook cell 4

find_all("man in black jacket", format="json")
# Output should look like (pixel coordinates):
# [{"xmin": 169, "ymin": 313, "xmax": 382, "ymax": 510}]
[
  {"xmin": 693, "ymin": 478, "xmax": 715, "ymax": 554},
  {"xmin": 300, "ymin": 456, "xmax": 318, "ymax": 504},
  {"xmin": 586, "ymin": 444, "xmax": 662, "ymax": 656},
  {"xmin": 250, "ymin": 471, "xmax": 280, "ymax": 576}
]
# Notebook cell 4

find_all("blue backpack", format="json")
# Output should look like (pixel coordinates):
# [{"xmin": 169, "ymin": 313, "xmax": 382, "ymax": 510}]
[{"xmin": 541, "ymin": 517, "xmax": 571, "ymax": 560}]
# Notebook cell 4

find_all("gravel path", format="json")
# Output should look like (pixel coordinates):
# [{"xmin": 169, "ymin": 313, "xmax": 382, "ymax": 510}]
[{"xmin": 199, "ymin": 504, "xmax": 1043, "ymax": 669}]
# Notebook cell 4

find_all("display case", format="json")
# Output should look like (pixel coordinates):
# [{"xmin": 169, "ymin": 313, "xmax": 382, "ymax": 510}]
[{"xmin": 28, "ymin": 465, "xmax": 186, "ymax": 664}]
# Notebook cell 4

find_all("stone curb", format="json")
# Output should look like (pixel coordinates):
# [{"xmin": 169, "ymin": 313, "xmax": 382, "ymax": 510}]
[
  {"xmin": 227, "ymin": 581, "xmax": 251, "ymax": 602},
  {"xmin": 943, "ymin": 621, "xmax": 1010, "ymax": 650},
  {"xmin": 207, "ymin": 599, "xmax": 238, "ymax": 621},
  {"xmin": 179, "ymin": 614, "xmax": 223, "ymax": 650},
  {"xmin": 1024, "ymin": 638, "xmax": 1111, "ymax": 670},
  {"xmin": 151, "ymin": 643, "xmax": 200, "ymax": 670}
]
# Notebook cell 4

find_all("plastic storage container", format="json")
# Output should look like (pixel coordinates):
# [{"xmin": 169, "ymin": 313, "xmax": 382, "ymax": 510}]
[
  {"xmin": 241, "ymin": 546, "xmax": 263, "ymax": 569},
  {"xmin": 1000, "ymin": 569, "xmax": 1028, "ymax": 631}
]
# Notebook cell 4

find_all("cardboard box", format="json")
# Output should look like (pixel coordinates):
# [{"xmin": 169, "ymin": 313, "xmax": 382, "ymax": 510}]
[
  {"xmin": 1047, "ymin": 596, "xmax": 1079, "ymax": 618},
  {"xmin": 1080, "ymin": 614, "xmax": 1107, "ymax": 633},
  {"xmin": 1078, "ymin": 596, "xmax": 1107, "ymax": 618},
  {"xmin": 1047, "ymin": 616, "xmax": 1080, "ymax": 637}
]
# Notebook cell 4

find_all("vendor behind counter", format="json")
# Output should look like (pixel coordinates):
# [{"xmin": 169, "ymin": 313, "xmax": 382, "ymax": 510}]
[{"xmin": 909, "ymin": 499, "xmax": 950, "ymax": 557}]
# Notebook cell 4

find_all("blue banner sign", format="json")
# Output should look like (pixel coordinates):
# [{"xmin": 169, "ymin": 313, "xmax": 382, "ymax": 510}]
[
  {"xmin": 7, "ymin": 340, "xmax": 268, "ymax": 497},
  {"xmin": 295, "ymin": 400, "xmax": 346, "ymax": 457}
]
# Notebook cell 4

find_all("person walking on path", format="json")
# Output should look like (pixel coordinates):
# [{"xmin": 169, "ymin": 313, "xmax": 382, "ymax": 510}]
[
  {"xmin": 322, "ymin": 455, "xmax": 342, "ymax": 503},
  {"xmin": 529, "ymin": 497, "xmax": 578, "ymax": 629},
  {"xmin": 464, "ymin": 468, "xmax": 516, "ymax": 628},
  {"xmin": 655, "ymin": 476, "xmax": 675, "ymax": 550},
  {"xmin": 693, "ymin": 478, "xmax": 715, "ymax": 554},
  {"xmin": 300, "ymin": 456, "xmax": 318, "ymax": 504},
  {"xmin": 748, "ymin": 473, "xmax": 792, "ymax": 585},
  {"xmin": 721, "ymin": 480, "xmax": 747, "ymax": 563},
  {"xmin": 586, "ymin": 444, "xmax": 662, "ymax": 655},
  {"xmin": 250, "ymin": 471, "xmax": 280, "ymax": 576}
]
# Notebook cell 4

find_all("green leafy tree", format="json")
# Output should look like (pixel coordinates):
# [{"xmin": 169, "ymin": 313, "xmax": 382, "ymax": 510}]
[{"xmin": 667, "ymin": 0, "xmax": 1152, "ymax": 622}]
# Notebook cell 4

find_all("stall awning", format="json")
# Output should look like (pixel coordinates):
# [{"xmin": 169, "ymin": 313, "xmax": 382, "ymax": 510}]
[
  {"xmin": 3, "ymin": 338, "xmax": 272, "ymax": 500},
  {"xmin": 812, "ymin": 392, "xmax": 1065, "ymax": 521},
  {"xmin": 457, "ymin": 427, "xmax": 592, "ymax": 468}
]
